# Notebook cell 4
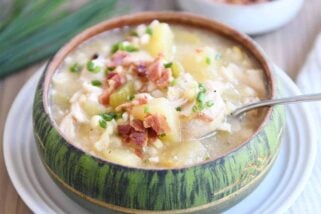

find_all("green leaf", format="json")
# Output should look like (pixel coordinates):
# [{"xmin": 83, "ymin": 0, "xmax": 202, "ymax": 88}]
[{"xmin": 0, "ymin": 0, "xmax": 125, "ymax": 78}]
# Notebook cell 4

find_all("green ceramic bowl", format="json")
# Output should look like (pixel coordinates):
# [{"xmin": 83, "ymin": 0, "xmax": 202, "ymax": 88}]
[{"xmin": 32, "ymin": 12, "xmax": 285, "ymax": 213}]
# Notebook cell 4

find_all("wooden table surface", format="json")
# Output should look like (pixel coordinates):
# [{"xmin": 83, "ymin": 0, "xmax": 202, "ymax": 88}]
[{"xmin": 1, "ymin": 0, "xmax": 320, "ymax": 213}]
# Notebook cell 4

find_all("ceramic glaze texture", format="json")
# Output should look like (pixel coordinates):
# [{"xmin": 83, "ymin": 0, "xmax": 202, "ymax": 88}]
[{"xmin": 32, "ymin": 12, "xmax": 285, "ymax": 213}]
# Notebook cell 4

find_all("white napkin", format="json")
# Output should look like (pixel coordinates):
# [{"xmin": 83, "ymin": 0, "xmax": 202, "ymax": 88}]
[{"xmin": 287, "ymin": 35, "xmax": 321, "ymax": 213}]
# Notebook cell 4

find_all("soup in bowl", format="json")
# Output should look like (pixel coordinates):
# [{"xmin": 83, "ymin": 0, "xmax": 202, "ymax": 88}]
[{"xmin": 33, "ymin": 12, "xmax": 285, "ymax": 213}]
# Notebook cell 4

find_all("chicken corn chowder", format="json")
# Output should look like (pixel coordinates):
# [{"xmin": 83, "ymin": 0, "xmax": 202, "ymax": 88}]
[{"xmin": 50, "ymin": 21, "xmax": 267, "ymax": 168}]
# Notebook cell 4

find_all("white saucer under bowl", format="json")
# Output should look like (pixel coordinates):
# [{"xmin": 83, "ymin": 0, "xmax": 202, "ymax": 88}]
[{"xmin": 3, "ymin": 66, "xmax": 316, "ymax": 213}]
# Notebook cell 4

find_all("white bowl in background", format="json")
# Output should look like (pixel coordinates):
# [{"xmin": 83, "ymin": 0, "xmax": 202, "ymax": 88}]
[{"xmin": 177, "ymin": 0, "xmax": 304, "ymax": 35}]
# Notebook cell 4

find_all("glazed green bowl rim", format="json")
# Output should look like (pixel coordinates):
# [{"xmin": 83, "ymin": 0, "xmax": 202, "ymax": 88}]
[{"xmin": 41, "ymin": 11, "xmax": 276, "ymax": 171}]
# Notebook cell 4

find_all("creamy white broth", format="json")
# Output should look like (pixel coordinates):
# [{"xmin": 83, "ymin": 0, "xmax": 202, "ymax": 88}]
[{"xmin": 49, "ymin": 21, "xmax": 267, "ymax": 168}]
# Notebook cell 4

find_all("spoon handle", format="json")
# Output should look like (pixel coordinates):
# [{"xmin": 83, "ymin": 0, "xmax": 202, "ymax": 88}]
[{"xmin": 231, "ymin": 93, "xmax": 321, "ymax": 117}]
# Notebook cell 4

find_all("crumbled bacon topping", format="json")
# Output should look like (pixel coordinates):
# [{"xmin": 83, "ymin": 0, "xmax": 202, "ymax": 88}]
[
  {"xmin": 129, "ymin": 132, "xmax": 147, "ymax": 147},
  {"xmin": 117, "ymin": 122, "xmax": 148, "ymax": 155},
  {"xmin": 146, "ymin": 57, "xmax": 171, "ymax": 88},
  {"xmin": 155, "ymin": 69, "xmax": 171, "ymax": 88},
  {"xmin": 117, "ymin": 114, "xmax": 171, "ymax": 155},
  {"xmin": 146, "ymin": 58, "xmax": 163, "ymax": 82},
  {"xmin": 115, "ymin": 94, "xmax": 149, "ymax": 111},
  {"xmin": 99, "ymin": 72, "xmax": 126, "ymax": 105},
  {"xmin": 132, "ymin": 62, "xmax": 149, "ymax": 78},
  {"xmin": 131, "ymin": 57, "xmax": 171, "ymax": 89},
  {"xmin": 130, "ymin": 119, "xmax": 145, "ymax": 132},
  {"xmin": 143, "ymin": 114, "xmax": 170, "ymax": 135},
  {"xmin": 108, "ymin": 51, "xmax": 129, "ymax": 67}
]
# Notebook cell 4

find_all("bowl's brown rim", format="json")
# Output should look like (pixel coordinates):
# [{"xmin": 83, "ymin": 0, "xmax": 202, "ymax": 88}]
[{"xmin": 42, "ymin": 11, "xmax": 276, "ymax": 171}]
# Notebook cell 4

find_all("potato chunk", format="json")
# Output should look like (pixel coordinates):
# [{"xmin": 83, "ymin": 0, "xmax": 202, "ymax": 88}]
[
  {"xmin": 130, "ymin": 98, "xmax": 181, "ymax": 143},
  {"xmin": 144, "ymin": 22, "xmax": 174, "ymax": 58},
  {"xmin": 180, "ymin": 47, "xmax": 219, "ymax": 83},
  {"xmin": 109, "ymin": 82, "xmax": 135, "ymax": 108}
]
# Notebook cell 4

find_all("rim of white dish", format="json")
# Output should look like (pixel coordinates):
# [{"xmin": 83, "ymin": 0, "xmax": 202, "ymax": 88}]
[
  {"xmin": 259, "ymin": 67, "xmax": 317, "ymax": 213},
  {"xmin": 3, "ymin": 65, "xmax": 317, "ymax": 213},
  {"xmin": 200, "ymin": 0, "xmax": 289, "ymax": 8}
]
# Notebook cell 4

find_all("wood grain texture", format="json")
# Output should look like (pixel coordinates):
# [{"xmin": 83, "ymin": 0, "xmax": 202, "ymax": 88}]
[{"xmin": 0, "ymin": 0, "xmax": 320, "ymax": 213}]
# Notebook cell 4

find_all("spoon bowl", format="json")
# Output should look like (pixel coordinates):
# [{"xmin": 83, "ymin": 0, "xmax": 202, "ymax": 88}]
[{"xmin": 197, "ymin": 92, "xmax": 321, "ymax": 140}]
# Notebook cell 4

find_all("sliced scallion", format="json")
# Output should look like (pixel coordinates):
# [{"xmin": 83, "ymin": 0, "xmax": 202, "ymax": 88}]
[
  {"xmin": 91, "ymin": 80, "xmax": 102, "ymax": 87},
  {"xmin": 69, "ymin": 63, "xmax": 82, "ymax": 73}
]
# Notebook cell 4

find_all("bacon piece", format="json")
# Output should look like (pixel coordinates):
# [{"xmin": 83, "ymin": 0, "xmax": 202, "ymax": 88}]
[
  {"xmin": 132, "ymin": 62, "xmax": 149, "ymax": 78},
  {"xmin": 117, "ymin": 124, "xmax": 132, "ymax": 137},
  {"xmin": 108, "ymin": 51, "xmax": 129, "ymax": 67},
  {"xmin": 115, "ymin": 95, "xmax": 149, "ymax": 111},
  {"xmin": 143, "ymin": 114, "xmax": 170, "ymax": 135},
  {"xmin": 135, "ymin": 97, "xmax": 148, "ymax": 105},
  {"xmin": 147, "ymin": 128, "xmax": 158, "ymax": 141},
  {"xmin": 99, "ymin": 72, "xmax": 126, "ymax": 105},
  {"xmin": 99, "ymin": 87, "xmax": 114, "ymax": 105},
  {"xmin": 130, "ymin": 119, "xmax": 145, "ymax": 132},
  {"xmin": 129, "ymin": 131, "xmax": 147, "ymax": 147},
  {"xmin": 146, "ymin": 58, "xmax": 163, "ymax": 82},
  {"xmin": 107, "ymin": 72, "xmax": 124, "ymax": 89},
  {"xmin": 117, "ymin": 122, "xmax": 148, "ymax": 153},
  {"xmin": 142, "ymin": 57, "xmax": 171, "ymax": 89},
  {"xmin": 155, "ymin": 69, "xmax": 171, "ymax": 88}
]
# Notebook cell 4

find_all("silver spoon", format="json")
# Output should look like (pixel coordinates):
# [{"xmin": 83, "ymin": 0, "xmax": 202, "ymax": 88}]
[{"xmin": 197, "ymin": 92, "xmax": 321, "ymax": 140}]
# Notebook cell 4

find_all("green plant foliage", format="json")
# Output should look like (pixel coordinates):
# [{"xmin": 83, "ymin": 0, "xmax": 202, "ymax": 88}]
[{"xmin": 0, "ymin": 0, "xmax": 123, "ymax": 78}]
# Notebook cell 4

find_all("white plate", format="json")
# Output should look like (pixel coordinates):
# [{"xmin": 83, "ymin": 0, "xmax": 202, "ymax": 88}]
[{"xmin": 3, "ymin": 66, "xmax": 316, "ymax": 214}]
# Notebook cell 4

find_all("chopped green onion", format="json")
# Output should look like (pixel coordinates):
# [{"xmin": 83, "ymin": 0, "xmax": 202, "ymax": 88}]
[
  {"xmin": 69, "ymin": 63, "xmax": 83, "ymax": 73},
  {"xmin": 205, "ymin": 57, "xmax": 211, "ymax": 65},
  {"xmin": 206, "ymin": 101, "xmax": 214, "ymax": 107},
  {"xmin": 123, "ymin": 45, "xmax": 139, "ymax": 52},
  {"xmin": 128, "ymin": 95, "xmax": 135, "ymax": 101},
  {"xmin": 144, "ymin": 106, "xmax": 149, "ymax": 113},
  {"xmin": 91, "ymin": 80, "xmax": 102, "ymax": 87},
  {"xmin": 111, "ymin": 42, "xmax": 120, "ymax": 53},
  {"xmin": 170, "ymin": 79, "xmax": 177, "ymax": 86},
  {"xmin": 164, "ymin": 62, "xmax": 173, "ymax": 68},
  {"xmin": 99, "ymin": 119, "xmax": 107, "ymax": 129},
  {"xmin": 193, "ymin": 83, "xmax": 210, "ymax": 112},
  {"xmin": 107, "ymin": 66, "xmax": 115, "ymax": 71},
  {"xmin": 176, "ymin": 106, "xmax": 182, "ymax": 111},
  {"xmin": 105, "ymin": 66, "xmax": 115, "ymax": 75},
  {"xmin": 101, "ymin": 112, "xmax": 116, "ymax": 121},
  {"xmin": 146, "ymin": 27, "xmax": 153, "ymax": 36},
  {"xmin": 198, "ymin": 83, "xmax": 207, "ymax": 93},
  {"xmin": 87, "ymin": 60, "xmax": 101, "ymax": 73},
  {"xmin": 129, "ymin": 31, "xmax": 138, "ymax": 37},
  {"xmin": 192, "ymin": 105, "xmax": 198, "ymax": 112},
  {"xmin": 197, "ymin": 92, "xmax": 205, "ymax": 103},
  {"xmin": 159, "ymin": 133, "xmax": 166, "ymax": 137},
  {"xmin": 110, "ymin": 42, "xmax": 139, "ymax": 54},
  {"xmin": 115, "ymin": 112, "xmax": 123, "ymax": 120}
]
